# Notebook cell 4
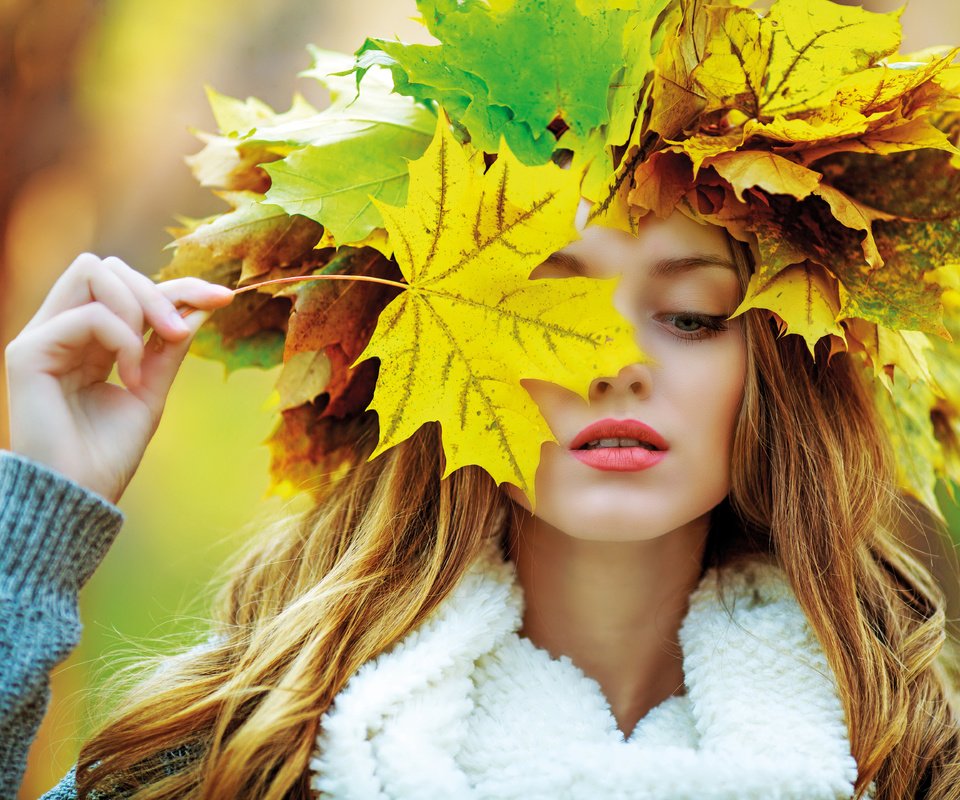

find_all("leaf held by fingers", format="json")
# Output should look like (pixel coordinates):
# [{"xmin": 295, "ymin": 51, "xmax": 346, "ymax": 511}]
[
  {"xmin": 157, "ymin": 191, "xmax": 336, "ymax": 375},
  {"xmin": 357, "ymin": 120, "xmax": 645, "ymax": 504}
]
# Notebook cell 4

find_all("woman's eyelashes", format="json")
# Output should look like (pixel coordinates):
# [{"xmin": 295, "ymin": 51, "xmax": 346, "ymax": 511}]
[{"xmin": 655, "ymin": 312, "xmax": 730, "ymax": 341}]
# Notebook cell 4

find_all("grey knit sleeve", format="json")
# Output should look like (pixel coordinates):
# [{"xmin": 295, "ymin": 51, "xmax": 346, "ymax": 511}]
[{"xmin": 0, "ymin": 450, "xmax": 125, "ymax": 800}]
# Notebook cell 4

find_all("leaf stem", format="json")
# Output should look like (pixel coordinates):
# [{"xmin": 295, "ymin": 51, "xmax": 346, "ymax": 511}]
[
  {"xmin": 175, "ymin": 273, "xmax": 407, "ymax": 317},
  {"xmin": 233, "ymin": 273, "xmax": 409, "ymax": 294}
]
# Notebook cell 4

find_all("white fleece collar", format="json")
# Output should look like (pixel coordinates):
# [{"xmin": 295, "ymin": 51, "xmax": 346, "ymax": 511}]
[{"xmin": 309, "ymin": 539, "xmax": 861, "ymax": 799}]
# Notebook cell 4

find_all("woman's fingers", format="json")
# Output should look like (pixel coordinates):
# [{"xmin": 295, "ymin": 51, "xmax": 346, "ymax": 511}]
[
  {"xmin": 22, "ymin": 254, "xmax": 231, "ymax": 345},
  {"xmin": 135, "ymin": 310, "xmax": 214, "ymax": 412},
  {"xmin": 10, "ymin": 301, "xmax": 147, "ymax": 388},
  {"xmin": 24, "ymin": 255, "xmax": 148, "ymax": 338},
  {"xmin": 131, "ymin": 279, "xmax": 234, "ymax": 413},
  {"xmin": 157, "ymin": 277, "xmax": 235, "ymax": 314},
  {"xmin": 6, "ymin": 254, "xmax": 237, "ymax": 503},
  {"xmin": 15, "ymin": 253, "xmax": 235, "ymax": 400}
]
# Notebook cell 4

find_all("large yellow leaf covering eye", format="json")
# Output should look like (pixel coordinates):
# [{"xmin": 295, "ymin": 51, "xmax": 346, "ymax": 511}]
[{"xmin": 358, "ymin": 120, "xmax": 645, "ymax": 504}]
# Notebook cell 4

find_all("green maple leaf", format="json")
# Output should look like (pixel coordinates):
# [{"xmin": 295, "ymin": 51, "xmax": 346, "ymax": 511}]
[
  {"xmin": 576, "ymin": 0, "xmax": 674, "ymax": 200},
  {"xmin": 187, "ymin": 49, "xmax": 436, "ymax": 250},
  {"xmin": 357, "ymin": 120, "xmax": 645, "ymax": 503},
  {"xmin": 263, "ymin": 48, "xmax": 437, "ymax": 249},
  {"xmin": 355, "ymin": 0, "xmax": 661, "ymax": 166}
]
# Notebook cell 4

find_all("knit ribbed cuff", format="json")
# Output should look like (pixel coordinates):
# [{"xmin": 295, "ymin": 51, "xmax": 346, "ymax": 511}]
[{"xmin": 0, "ymin": 450, "xmax": 124, "ymax": 603}]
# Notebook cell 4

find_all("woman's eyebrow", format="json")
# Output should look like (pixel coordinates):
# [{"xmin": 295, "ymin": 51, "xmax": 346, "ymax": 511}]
[
  {"xmin": 649, "ymin": 254, "xmax": 738, "ymax": 278},
  {"xmin": 541, "ymin": 252, "xmax": 737, "ymax": 277}
]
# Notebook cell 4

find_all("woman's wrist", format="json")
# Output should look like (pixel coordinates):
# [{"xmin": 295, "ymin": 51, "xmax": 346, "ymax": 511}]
[{"xmin": 0, "ymin": 450, "xmax": 124, "ymax": 605}]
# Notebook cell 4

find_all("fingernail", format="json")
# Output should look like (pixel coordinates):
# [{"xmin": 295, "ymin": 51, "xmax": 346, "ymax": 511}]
[
  {"xmin": 184, "ymin": 309, "xmax": 213, "ymax": 334},
  {"xmin": 168, "ymin": 311, "xmax": 190, "ymax": 333}
]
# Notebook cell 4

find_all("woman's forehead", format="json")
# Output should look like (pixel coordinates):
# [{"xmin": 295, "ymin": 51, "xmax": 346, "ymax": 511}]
[{"xmin": 566, "ymin": 205, "xmax": 734, "ymax": 270}]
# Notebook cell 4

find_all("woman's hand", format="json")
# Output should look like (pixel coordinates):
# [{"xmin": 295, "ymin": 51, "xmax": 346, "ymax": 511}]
[{"xmin": 5, "ymin": 254, "xmax": 235, "ymax": 504}]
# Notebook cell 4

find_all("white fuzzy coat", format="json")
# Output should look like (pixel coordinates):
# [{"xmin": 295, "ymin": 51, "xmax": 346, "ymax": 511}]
[{"xmin": 308, "ymin": 539, "xmax": 863, "ymax": 799}]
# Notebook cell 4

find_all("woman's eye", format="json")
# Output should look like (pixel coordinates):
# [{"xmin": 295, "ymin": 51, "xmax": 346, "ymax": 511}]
[
  {"xmin": 659, "ymin": 313, "xmax": 729, "ymax": 340},
  {"xmin": 673, "ymin": 315, "xmax": 703, "ymax": 332}
]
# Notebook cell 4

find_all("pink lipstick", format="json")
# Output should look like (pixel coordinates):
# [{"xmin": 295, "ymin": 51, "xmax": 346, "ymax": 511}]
[{"xmin": 569, "ymin": 418, "xmax": 668, "ymax": 472}]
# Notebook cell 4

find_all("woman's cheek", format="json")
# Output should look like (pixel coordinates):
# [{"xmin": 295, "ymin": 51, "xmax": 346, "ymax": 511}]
[
  {"xmin": 702, "ymin": 337, "xmax": 747, "ymax": 459},
  {"xmin": 667, "ymin": 338, "xmax": 746, "ymax": 456}
]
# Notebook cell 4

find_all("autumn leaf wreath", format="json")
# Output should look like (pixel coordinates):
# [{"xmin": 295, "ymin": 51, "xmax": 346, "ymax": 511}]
[{"xmin": 159, "ymin": 0, "xmax": 960, "ymax": 515}]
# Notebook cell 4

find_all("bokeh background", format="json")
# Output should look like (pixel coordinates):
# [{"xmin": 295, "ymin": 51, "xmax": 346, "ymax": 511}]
[{"xmin": 1, "ymin": 0, "xmax": 959, "ymax": 795}]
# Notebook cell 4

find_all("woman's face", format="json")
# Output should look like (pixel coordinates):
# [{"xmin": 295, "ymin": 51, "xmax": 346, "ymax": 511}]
[{"xmin": 508, "ymin": 207, "xmax": 748, "ymax": 543}]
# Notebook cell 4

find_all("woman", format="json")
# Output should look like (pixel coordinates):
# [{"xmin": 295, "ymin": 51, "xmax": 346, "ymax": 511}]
[
  {"xmin": 4, "ymin": 0, "xmax": 960, "ymax": 797},
  {"xmin": 3, "ymin": 209, "xmax": 958, "ymax": 799}
]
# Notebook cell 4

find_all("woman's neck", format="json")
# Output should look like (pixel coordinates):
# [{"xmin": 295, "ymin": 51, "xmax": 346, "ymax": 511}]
[{"xmin": 506, "ymin": 512, "xmax": 710, "ymax": 738}]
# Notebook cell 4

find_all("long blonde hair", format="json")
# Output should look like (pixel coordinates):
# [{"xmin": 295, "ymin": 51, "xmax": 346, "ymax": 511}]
[{"xmin": 77, "ymin": 240, "xmax": 960, "ymax": 799}]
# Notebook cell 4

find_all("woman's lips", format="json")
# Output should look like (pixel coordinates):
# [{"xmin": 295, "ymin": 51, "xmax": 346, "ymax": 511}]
[
  {"xmin": 568, "ymin": 418, "xmax": 668, "ymax": 472},
  {"xmin": 570, "ymin": 447, "xmax": 666, "ymax": 471}
]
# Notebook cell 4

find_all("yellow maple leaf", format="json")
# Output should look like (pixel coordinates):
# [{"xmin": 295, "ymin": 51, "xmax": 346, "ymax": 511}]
[
  {"xmin": 877, "ymin": 328, "xmax": 938, "ymax": 388},
  {"xmin": 796, "ymin": 117, "xmax": 960, "ymax": 166},
  {"xmin": 357, "ymin": 121, "xmax": 645, "ymax": 504},
  {"xmin": 646, "ymin": 0, "xmax": 712, "ymax": 141},
  {"xmin": 732, "ymin": 262, "xmax": 844, "ymax": 356},
  {"xmin": 831, "ymin": 49, "xmax": 960, "ymax": 115},
  {"xmin": 662, "ymin": 0, "xmax": 921, "ymax": 170},
  {"xmin": 856, "ymin": 314, "xmax": 956, "ymax": 517},
  {"xmin": 744, "ymin": 52, "xmax": 960, "ymax": 154},
  {"xmin": 692, "ymin": 3, "xmax": 770, "ymax": 118},
  {"xmin": 689, "ymin": 0, "xmax": 902, "ymax": 120},
  {"xmin": 676, "ymin": 132, "xmax": 747, "ymax": 174}
]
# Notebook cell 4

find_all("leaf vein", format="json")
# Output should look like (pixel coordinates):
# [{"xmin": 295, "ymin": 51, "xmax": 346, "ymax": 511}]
[
  {"xmin": 420, "ymin": 296, "xmax": 524, "ymax": 483},
  {"xmin": 420, "ymin": 189, "xmax": 563, "ymax": 287}
]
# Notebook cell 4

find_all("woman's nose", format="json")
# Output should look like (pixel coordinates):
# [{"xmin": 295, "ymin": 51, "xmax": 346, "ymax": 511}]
[{"xmin": 588, "ymin": 361, "xmax": 652, "ymax": 401}]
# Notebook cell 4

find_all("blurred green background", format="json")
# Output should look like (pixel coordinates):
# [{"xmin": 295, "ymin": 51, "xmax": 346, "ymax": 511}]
[{"xmin": 1, "ymin": 0, "xmax": 958, "ymax": 796}]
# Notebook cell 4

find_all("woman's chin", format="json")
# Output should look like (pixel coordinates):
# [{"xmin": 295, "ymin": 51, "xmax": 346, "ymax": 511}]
[
  {"xmin": 511, "ymin": 505, "xmax": 678, "ymax": 545},
  {"xmin": 547, "ymin": 516, "xmax": 680, "ymax": 544}
]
